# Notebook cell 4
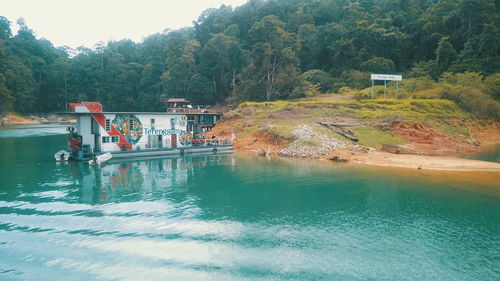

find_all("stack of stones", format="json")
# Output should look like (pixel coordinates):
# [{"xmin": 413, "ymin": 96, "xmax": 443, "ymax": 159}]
[{"xmin": 279, "ymin": 125, "xmax": 346, "ymax": 159}]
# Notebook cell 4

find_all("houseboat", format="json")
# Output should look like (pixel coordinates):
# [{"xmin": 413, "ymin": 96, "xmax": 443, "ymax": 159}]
[{"xmin": 63, "ymin": 100, "xmax": 232, "ymax": 161}]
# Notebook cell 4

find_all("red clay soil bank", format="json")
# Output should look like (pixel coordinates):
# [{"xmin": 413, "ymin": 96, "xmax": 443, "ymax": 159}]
[
  {"xmin": 200, "ymin": 119, "xmax": 279, "ymax": 153},
  {"xmin": 465, "ymin": 120, "xmax": 500, "ymax": 144},
  {"xmin": 211, "ymin": 118, "xmax": 499, "ymax": 157},
  {"xmin": 393, "ymin": 122, "xmax": 478, "ymax": 156}
]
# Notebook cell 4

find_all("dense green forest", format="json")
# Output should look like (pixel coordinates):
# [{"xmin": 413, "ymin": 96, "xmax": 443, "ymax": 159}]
[{"xmin": 0, "ymin": 0, "xmax": 499, "ymax": 114}]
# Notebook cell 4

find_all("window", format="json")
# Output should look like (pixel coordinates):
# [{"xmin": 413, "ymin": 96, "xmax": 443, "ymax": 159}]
[
  {"xmin": 105, "ymin": 119, "xmax": 111, "ymax": 131},
  {"xmin": 157, "ymin": 135, "xmax": 162, "ymax": 142},
  {"xmin": 111, "ymin": 136, "xmax": 119, "ymax": 143},
  {"xmin": 151, "ymin": 118, "xmax": 155, "ymax": 129},
  {"xmin": 129, "ymin": 118, "xmax": 134, "ymax": 130},
  {"xmin": 91, "ymin": 119, "xmax": 99, "ymax": 134},
  {"xmin": 102, "ymin": 136, "xmax": 110, "ymax": 143}
]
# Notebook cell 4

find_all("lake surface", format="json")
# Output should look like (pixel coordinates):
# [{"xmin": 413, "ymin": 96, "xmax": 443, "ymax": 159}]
[
  {"xmin": 0, "ymin": 125, "xmax": 499, "ymax": 280},
  {"xmin": 463, "ymin": 143, "xmax": 500, "ymax": 163}
]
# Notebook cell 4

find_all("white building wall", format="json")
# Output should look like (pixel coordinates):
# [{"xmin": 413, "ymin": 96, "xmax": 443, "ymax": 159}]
[
  {"xmin": 99, "ymin": 113, "xmax": 117, "ymax": 152},
  {"xmin": 94, "ymin": 113, "xmax": 189, "ymax": 153},
  {"xmin": 78, "ymin": 115, "xmax": 94, "ymax": 149}
]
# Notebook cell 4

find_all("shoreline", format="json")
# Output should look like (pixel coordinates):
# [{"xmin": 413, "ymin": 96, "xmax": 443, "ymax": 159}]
[
  {"xmin": 0, "ymin": 113, "xmax": 75, "ymax": 127},
  {"xmin": 230, "ymin": 135, "xmax": 500, "ymax": 172},
  {"xmin": 229, "ymin": 131, "xmax": 500, "ymax": 173},
  {"xmin": 324, "ymin": 149, "xmax": 500, "ymax": 172},
  {"xmin": 2, "ymin": 115, "xmax": 498, "ymax": 173}
]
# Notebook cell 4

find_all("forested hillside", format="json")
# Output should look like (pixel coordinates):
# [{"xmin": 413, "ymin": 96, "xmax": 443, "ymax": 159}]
[{"xmin": 0, "ymin": 0, "xmax": 499, "ymax": 114}]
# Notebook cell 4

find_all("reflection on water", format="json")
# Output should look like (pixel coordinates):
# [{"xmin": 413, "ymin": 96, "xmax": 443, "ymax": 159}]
[
  {"xmin": 0, "ymin": 124, "xmax": 69, "ymax": 138},
  {"xmin": 70, "ymin": 155, "xmax": 225, "ymax": 204},
  {"xmin": 0, "ymin": 128, "xmax": 499, "ymax": 281}
]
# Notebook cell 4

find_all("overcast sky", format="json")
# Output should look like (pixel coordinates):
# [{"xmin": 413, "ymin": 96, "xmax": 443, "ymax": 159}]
[{"xmin": 2, "ymin": 0, "xmax": 248, "ymax": 49}]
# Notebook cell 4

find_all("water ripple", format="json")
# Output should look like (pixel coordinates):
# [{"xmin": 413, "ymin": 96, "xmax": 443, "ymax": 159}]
[{"xmin": 0, "ymin": 139, "xmax": 499, "ymax": 280}]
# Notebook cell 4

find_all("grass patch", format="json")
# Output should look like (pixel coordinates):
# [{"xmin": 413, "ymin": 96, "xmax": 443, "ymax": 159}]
[
  {"xmin": 315, "ymin": 126, "xmax": 353, "ymax": 142},
  {"xmin": 351, "ymin": 99, "xmax": 468, "ymax": 121},
  {"xmin": 237, "ymin": 124, "xmax": 259, "ymax": 138},
  {"xmin": 427, "ymin": 120, "xmax": 471, "ymax": 142},
  {"xmin": 296, "ymin": 139, "xmax": 321, "ymax": 147},
  {"xmin": 354, "ymin": 127, "xmax": 407, "ymax": 148},
  {"xmin": 233, "ymin": 98, "xmax": 477, "ymax": 146},
  {"xmin": 266, "ymin": 120, "xmax": 297, "ymax": 139},
  {"xmin": 239, "ymin": 99, "xmax": 468, "ymax": 121},
  {"xmin": 252, "ymin": 108, "xmax": 273, "ymax": 121}
]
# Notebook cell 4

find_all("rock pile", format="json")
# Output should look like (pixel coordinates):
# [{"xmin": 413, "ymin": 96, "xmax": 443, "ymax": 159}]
[{"xmin": 279, "ymin": 125, "xmax": 346, "ymax": 159}]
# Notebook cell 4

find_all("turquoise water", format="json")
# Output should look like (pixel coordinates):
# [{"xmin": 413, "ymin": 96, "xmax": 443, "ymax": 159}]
[
  {"xmin": 0, "ymin": 125, "xmax": 499, "ymax": 280},
  {"xmin": 463, "ymin": 144, "xmax": 500, "ymax": 163}
]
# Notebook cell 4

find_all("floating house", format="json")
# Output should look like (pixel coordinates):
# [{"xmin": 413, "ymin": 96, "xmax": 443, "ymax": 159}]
[{"xmin": 65, "ymin": 101, "xmax": 232, "ymax": 160}]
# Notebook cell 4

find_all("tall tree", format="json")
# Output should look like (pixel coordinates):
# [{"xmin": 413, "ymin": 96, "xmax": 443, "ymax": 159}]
[
  {"xmin": 436, "ymin": 37, "xmax": 457, "ymax": 72},
  {"xmin": 240, "ymin": 15, "xmax": 301, "ymax": 101},
  {"xmin": 479, "ymin": 24, "xmax": 498, "ymax": 64},
  {"xmin": 161, "ymin": 30, "xmax": 199, "ymax": 99}
]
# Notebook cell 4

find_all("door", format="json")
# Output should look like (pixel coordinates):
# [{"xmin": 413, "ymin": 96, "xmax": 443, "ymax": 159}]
[
  {"xmin": 171, "ymin": 134, "xmax": 177, "ymax": 148},
  {"xmin": 94, "ymin": 134, "xmax": 100, "ymax": 152}
]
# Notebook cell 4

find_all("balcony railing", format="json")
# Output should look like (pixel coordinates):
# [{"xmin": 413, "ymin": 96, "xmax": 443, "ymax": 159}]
[{"xmin": 166, "ymin": 108, "xmax": 223, "ymax": 114}]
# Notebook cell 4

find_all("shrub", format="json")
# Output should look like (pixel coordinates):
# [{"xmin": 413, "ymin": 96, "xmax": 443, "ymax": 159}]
[
  {"xmin": 484, "ymin": 74, "xmax": 500, "ymax": 101},
  {"xmin": 403, "ymin": 76, "xmax": 437, "ymax": 92},
  {"xmin": 301, "ymin": 69, "xmax": 333, "ymax": 92},
  {"xmin": 439, "ymin": 72, "xmax": 485, "ymax": 91},
  {"xmin": 440, "ymin": 85, "xmax": 500, "ymax": 120},
  {"xmin": 360, "ymin": 57, "xmax": 396, "ymax": 73},
  {"xmin": 353, "ymin": 86, "xmax": 386, "ymax": 100},
  {"xmin": 340, "ymin": 70, "xmax": 371, "ymax": 89},
  {"xmin": 290, "ymin": 80, "xmax": 320, "ymax": 99},
  {"xmin": 408, "ymin": 60, "xmax": 440, "ymax": 79}
]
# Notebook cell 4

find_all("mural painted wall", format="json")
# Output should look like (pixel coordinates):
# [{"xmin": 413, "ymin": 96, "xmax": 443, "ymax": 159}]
[
  {"xmin": 98, "ymin": 114, "xmax": 189, "ymax": 152},
  {"xmin": 69, "ymin": 103, "xmax": 192, "ymax": 152},
  {"xmin": 112, "ymin": 114, "xmax": 143, "ymax": 146}
]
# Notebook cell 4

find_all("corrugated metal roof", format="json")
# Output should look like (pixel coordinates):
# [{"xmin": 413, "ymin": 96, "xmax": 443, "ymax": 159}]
[{"xmin": 165, "ymin": 98, "xmax": 190, "ymax": 103}]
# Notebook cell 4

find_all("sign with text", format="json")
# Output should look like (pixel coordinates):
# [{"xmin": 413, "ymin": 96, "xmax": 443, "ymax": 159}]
[
  {"xmin": 371, "ymin": 74, "xmax": 402, "ymax": 81},
  {"xmin": 143, "ymin": 128, "xmax": 185, "ymax": 136}
]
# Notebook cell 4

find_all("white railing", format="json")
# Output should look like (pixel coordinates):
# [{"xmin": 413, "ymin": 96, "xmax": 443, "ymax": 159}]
[{"xmin": 166, "ymin": 108, "xmax": 223, "ymax": 114}]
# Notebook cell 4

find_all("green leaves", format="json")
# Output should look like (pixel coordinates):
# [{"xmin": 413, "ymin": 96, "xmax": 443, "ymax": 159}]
[
  {"xmin": 0, "ymin": 0, "xmax": 498, "ymax": 114},
  {"xmin": 436, "ymin": 37, "xmax": 457, "ymax": 72}
]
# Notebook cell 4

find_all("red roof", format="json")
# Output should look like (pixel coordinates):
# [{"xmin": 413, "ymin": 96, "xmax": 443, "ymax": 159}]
[
  {"xmin": 166, "ymin": 98, "xmax": 190, "ymax": 103},
  {"xmin": 68, "ymin": 102, "xmax": 103, "ymax": 112}
]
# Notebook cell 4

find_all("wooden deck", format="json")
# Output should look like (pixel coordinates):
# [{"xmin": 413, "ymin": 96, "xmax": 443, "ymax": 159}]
[{"xmin": 72, "ymin": 145, "xmax": 233, "ymax": 161}]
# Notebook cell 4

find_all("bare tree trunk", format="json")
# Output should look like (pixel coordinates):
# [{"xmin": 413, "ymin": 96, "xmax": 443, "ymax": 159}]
[
  {"xmin": 266, "ymin": 52, "xmax": 278, "ymax": 101},
  {"xmin": 231, "ymin": 69, "xmax": 236, "ymax": 91},
  {"xmin": 64, "ymin": 72, "xmax": 68, "ymax": 111},
  {"xmin": 213, "ymin": 75, "xmax": 217, "ymax": 96},
  {"xmin": 266, "ymin": 68, "xmax": 272, "ymax": 101},
  {"xmin": 271, "ymin": 52, "xmax": 277, "ymax": 95}
]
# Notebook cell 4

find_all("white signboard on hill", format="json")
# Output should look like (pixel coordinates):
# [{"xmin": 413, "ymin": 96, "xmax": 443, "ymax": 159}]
[{"xmin": 371, "ymin": 74, "xmax": 402, "ymax": 81}]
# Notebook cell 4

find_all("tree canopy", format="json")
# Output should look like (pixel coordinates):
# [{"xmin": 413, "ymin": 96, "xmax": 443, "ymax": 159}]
[{"xmin": 0, "ymin": 0, "xmax": 498, "ymax": 114}]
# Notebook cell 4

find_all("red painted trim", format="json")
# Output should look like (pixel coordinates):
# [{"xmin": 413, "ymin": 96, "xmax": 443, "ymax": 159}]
[
  {"xmin": 91, "ymin": 113, "xmax": 132, "ymax": 150},
  {"xmin": 68, "ymin": 102, "xmax": 103, "ymax": 112}
]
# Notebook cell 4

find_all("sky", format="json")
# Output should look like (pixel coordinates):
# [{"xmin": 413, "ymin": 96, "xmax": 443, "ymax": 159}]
[{"xmin": 1, "ymin": 0, "xmax": 248, "ymax": 49}]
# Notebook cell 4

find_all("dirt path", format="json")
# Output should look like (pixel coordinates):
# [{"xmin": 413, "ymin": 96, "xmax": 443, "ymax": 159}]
[{"xmin": 326, "ymin": 149, "xmax": 500, "ymax": 172}]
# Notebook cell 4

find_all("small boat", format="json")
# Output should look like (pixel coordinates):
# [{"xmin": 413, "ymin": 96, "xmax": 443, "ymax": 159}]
[
  {"xmin": 89, "ymin": 152, "xmax": 112, "ymax": 165},
  {"xmin": 54, "ymin": 150, "xmax": 70, "ymax": 162}
]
